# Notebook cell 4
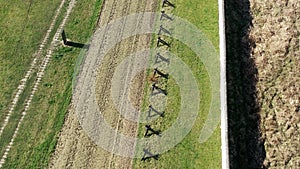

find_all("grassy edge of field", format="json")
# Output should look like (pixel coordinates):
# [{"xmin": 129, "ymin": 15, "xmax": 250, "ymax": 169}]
[
  {"xmin": 1, "ymin": 0, "xmax": 103, "ymax": 168},
  {"xmin": 0, "ymin": 0, "xmax": 64, "ymax": 131},
  {"xmin": 133, "ymin": 0, "xmax": 221, "ymax": 168},
  {"xmin": 0, "ymin": 0, "xmax": 70, "ymax": 159}
]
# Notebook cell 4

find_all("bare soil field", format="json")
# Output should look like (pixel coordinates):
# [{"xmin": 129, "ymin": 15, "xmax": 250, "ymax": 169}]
[
  {"xmin": 227, "ymin": 0, "xmax": 299, "ymax": 168},
  {"xmin": 48, "ymin": 0, "xmax": 157, "ymax": 168},
  {"xmin": 250, "ymin": 0, "xmax": 299, "ymax": 168}
]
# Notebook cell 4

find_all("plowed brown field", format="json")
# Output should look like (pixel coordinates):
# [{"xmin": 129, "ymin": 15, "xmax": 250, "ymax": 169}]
[
  {"xmin": 250, "ymin": 0, "xmax": 300, "ymax": 168},
  {"xmin": 227, "ymin": 0, "xmax": 299, "ymax": 168}
]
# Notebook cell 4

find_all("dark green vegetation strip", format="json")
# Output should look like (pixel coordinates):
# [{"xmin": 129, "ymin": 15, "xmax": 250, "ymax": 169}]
[
  {"xmin": 133, "ymin": 0, "xmax": 221, "ymax": 168},
  {"xmin": 1, "ymin": 0, "xmax": 103, "ymax": 168}
]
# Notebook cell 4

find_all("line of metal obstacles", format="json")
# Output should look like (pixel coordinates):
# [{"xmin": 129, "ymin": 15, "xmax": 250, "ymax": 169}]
[{"xmin": 141, "ymin": 0, "xmax": 175, "ymax": 162}]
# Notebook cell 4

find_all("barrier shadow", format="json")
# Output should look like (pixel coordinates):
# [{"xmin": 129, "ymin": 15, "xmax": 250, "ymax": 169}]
[
  {"xmin": 65, "ymin": 41, "xmax": 89, "ymax": 49},
  {"xmin": 225, "ymin": 0, "xmax": 266, "ymax": 168}
]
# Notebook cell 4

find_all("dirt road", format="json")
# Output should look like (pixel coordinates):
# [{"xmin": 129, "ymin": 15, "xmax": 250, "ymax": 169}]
[{"xmin": 48, "ymin": 0, "xmax": 158, "ymax": 168}]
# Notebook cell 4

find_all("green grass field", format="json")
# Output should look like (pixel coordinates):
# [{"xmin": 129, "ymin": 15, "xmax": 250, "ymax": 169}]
[
  {"xmin": 0, "ymin": 0, "xmax": 102, "ymax": 168},
  {"xmin": 0, "ymin": 0, "xmax": 72, "ymax": 160},
  {"xmin": 133, "ymin": 0, "xmax": 221, "ymax": 168},
  {"xmin": 0, "ymin": 0, "xmax": 63, "ymax": 132}
]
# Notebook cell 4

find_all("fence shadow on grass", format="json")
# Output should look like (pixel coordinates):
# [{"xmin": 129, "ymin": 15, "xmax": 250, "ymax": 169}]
[
  {"xmin": 225, "ymin": 0, "xmax": 266, "ymax": 168},
  {"xmin": 65, "ymin": 41, "xmax": 89, "ymax": 49}
]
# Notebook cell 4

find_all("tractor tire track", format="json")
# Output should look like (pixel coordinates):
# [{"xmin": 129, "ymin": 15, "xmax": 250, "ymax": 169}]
[{"xmin": 0, "ymin": 0, "xmax": 76, "ymax": 167}]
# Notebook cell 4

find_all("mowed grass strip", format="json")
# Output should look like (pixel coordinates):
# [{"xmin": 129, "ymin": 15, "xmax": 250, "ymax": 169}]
[
  {"xmin": 0, "ymin": 0, "xmax": 63, "ymax": 125},
  {"xmin": 133, "ymin": 0, "xmax": 221, "ymax": 168},
  {"xmin": 1, "ymin": 0, "xmax": 103, "ymax": 168}
]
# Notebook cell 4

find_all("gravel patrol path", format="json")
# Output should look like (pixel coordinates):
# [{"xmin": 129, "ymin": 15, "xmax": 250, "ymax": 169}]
[{"xmin": 48, "ymin": 0, "xmax": 157, "ymax": 168}]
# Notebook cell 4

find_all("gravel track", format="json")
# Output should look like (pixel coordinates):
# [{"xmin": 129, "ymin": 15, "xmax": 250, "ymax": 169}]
[{"xmin": 48, "ymin": 0, "xmax": 157, "ymax": 168}]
